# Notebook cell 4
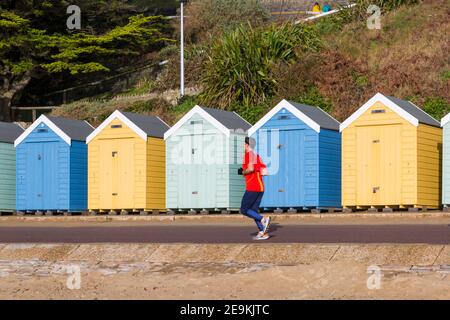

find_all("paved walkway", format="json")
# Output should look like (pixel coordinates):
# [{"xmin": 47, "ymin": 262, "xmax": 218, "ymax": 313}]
[{"xmin": 0, "ymin": 224, "xmax": 448, "ymax": 244}]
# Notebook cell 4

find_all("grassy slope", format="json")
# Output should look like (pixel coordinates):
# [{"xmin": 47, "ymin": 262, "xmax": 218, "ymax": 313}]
[{"xmin": 53, "ymin": 1, "xmax": 449, "ymax": 125}]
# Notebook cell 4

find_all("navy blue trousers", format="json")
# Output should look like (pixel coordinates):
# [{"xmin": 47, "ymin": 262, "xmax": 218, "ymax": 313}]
[{"xmin": 240, "ymin": 191, "xmax": 265, "ymax": 232}]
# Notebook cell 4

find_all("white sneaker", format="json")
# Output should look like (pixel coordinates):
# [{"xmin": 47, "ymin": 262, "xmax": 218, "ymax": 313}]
[
  {"xmin": 262, "ymin": 216, "xmax": 271, "ymax": 234},
  {"xmin": 253, "ymin": 232, "xmax": 270, "ymax": 241}
]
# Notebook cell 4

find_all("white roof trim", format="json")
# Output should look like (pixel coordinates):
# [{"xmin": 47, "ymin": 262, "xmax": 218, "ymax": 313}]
[
  {"xmin": 248, "ymin": 99, "xmax": 321, "ymax": 136},
  {"xmin": 232, "ymin": 111, "xmax": 252, "ymax": 126},
  {"xmin": 14, "ymin": 122, "xmax": 26, "ymax": 130},
  {"xmin": 84, "ymin": 120, "xmax": 95, "ymax": 129},
  {"xmin": 86, "ymin": 110, "xmax": 148, "ymax": 144},
  {"xmin": 164, "ymin": 105, "xmax": 231, "ymax": 140},
  {"xmin": 441, "ymin": 113, "xmax": 450, "ymax": 127},
  {"xmin": 156, "ymin": 116, "xmax": 170, "ymax": 128},
  {"xmin": 339, "ymin": 93, "xmax": 419, "ymax": 132},
  {"xmin": 14, "ymin": 115, "xmax": 72, "ymax": 147}
]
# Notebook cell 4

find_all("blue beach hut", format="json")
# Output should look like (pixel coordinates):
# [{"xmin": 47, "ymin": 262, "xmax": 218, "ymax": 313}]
[
  {"xmin": 14, "ymin": 115, "xmax": 94, "ymax": 214},
  {"xmin": 248, "ymin": 99, "xmax": 341, "ymax": 212}
]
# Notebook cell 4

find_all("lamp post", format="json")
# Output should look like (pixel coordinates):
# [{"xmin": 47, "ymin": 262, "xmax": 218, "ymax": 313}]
[{"xmin": 180, "ymin": 0, "xmax": 187, "ymax": 98}]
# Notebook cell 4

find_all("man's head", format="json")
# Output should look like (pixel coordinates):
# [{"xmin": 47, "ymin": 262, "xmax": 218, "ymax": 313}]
[{"xmin": 244, "ymin": 137, "xmax": 256, "ymax": 152}]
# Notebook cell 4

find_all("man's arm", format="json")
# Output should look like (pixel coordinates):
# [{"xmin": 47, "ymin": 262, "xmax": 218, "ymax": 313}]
[{"xmin": 242, "ymin": 162, "xmax": 254, "ymax": 175}]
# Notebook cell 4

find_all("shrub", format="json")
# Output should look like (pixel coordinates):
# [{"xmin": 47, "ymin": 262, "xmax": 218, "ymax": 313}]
[
  {"xmin": 291, "ymin": 86, "xmax": 334, "ymax": 114},
  {"xmin": 422, "ymin": 97, "xmax": 450, "ymax": 121},
  {"xmin": 170, "ymin": 95, "xmax": 199, "ymax": 115},
  {"xmin": 200, "ymin": 22, "xmax": 322, "ymax": 108}
]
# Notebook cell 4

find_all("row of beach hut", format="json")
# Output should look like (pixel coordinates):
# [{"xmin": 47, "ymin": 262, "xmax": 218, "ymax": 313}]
[{"xmin": 0, "ymin": 92, "xmax": 448, "ymax": 214}]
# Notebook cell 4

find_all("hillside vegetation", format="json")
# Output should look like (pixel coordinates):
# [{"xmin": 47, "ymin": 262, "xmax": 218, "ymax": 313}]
[{"xmin": 53, "ymin": 0, "xmax": 450, "ymax": 126}]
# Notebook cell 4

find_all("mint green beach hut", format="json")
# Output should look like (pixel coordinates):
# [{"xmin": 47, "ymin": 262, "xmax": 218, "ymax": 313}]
[
  {"xmin": 164, "ymin": 106, "xmax": 251, "ymax": 213},
  {"xmin": 0, "ymin": 122, "xmax": 24, "ymax": 213}
]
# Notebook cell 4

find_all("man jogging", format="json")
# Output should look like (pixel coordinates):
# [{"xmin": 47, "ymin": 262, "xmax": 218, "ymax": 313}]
[{"xmin": 238, "ymin": 137, "xmax": 271, "ymax": 240}]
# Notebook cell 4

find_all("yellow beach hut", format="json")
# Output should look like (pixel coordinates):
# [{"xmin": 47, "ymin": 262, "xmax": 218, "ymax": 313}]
[
  {"xmin": 340, "ymin": 93, "xmax": 442, "ymax": 212},
  {"xmin": 86, "ymin": 110, "xmax": 170, "ymax": 214}
]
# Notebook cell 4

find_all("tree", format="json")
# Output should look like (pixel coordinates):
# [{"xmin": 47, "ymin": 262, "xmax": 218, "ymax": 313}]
[{"xmin": 0, "ymin": 8, "xmax": 172, "ymax": 121}]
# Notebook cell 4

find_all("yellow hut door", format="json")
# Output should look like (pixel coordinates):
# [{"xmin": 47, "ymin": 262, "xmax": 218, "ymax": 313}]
[
  {"xmin": 99, "ymin": 139, "xmax": 135, "ymax": 210},
  {"xmin": 357, "ymin": 125, "xmax": 401, "ymax": 206},
  {"xmin": 99, "ymin": 140, "xmax": 116, "ymax": 209},
  {"xmin": 116, "ymin": 139, "xmax": 135, "ymax": 209}
]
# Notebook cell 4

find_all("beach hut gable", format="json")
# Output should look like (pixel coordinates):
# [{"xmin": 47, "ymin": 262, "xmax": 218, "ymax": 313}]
[
  {"xmin": 339, "ymin": 93, "xmax": 440, "ymax": 132},
  {"xmin": 441, "ymin": 113, "xmax": 450, "ymax": 127},
  {"xmin": 14, "ymin": 115, "xmax": 71, "ymax": 147},
  {"xmin": 86, "ymin": 110, "xmax": 169, "ymax": 143},
  {"xmin": 248, "ymin": 99, "xmax": 339, "ymax": 136},
  {"xmin": 164, "ymin": 105, "xmax": 250, "ymax": 140}
]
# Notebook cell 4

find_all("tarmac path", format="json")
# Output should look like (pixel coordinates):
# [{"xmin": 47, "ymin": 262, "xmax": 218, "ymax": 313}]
[{"xmin": 0, "ymin": 223, "xmax": 449, "ymax": 244}]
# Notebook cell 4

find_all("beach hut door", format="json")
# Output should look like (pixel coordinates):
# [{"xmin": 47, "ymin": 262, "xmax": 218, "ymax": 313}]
[
  {"xmin": 100, "ymin": 139, "xmax": 134, "ymax": 209},
  {"xmin": 26, "ymin": 142, "xmax": 58, "ymax": 210},
  {"xmin": 261, "ymin": 129, "xmax": 304, "ymax": 207},
  {"xmin": 356, "ymin": 125, "xmax": 400, "ymax": 206}
]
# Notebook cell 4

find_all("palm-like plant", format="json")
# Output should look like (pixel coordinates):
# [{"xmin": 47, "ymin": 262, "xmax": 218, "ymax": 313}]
[{"xmin": 200, "ymin": 22, "xmax": 321, "ymax": 108}]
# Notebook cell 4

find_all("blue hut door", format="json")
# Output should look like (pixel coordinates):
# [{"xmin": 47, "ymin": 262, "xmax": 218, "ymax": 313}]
[
  {"xmin": 261, "ymin": 129, "xmax": 304, "ymax": 208},
  {"xmin": 282, "ymin": 130, "xmax": 304, "ymax": 207},
  {"xmin": 27, "ymin": 142, "xmax": 58, "ymax": 210}
]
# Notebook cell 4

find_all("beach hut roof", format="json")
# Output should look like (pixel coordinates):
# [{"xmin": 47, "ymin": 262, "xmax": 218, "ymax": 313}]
[
  {"xmin": 164, "ymin": 105, "xmax": 251, "ymax": 140},
  {"xmin": 340, "ymin": 93, "xmax": 440, "ymax": 132},
  {"xmin": 0, "ymin": 122, "xmax": 24, "ymax": 144},
  {"xmin": 86, "ymin": 110, "xmax": 170, "ymax": 143},
  {"xmin": 14, "ymin": 115, "xmax": 94, "ymax": 147},
  {"xmin": 248, "ymin": 99, "xmax": 340, "ymax": 136}
]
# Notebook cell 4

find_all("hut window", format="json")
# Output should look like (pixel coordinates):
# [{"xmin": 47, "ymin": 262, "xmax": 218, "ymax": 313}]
[
  {"xmin": 190, "ymin": 120, "xmax": 203, "ymax": 125},
  {"xmin": 37, "ymin": 128, "xmax": 48, "ymax": 133},
  {"xmin": 371, "ymin": 109, "xmax": 386, "ymax": 114},
  {"xmin": 277, "ymin": 115, "xmax": 291, "ymax": 120},
  {"xmin": 111, "ymin": 125, "xmax": 122, "ymax": 129}
]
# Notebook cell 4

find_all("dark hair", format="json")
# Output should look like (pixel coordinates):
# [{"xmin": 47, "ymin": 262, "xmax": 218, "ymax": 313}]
[{"xmin": 245, "ymin": 137, "xmax": 256, "ymax": 148}]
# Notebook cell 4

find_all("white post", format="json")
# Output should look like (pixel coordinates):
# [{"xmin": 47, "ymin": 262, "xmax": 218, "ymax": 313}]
[{"xmin": 180, "ymin": 1, "xmax": 185, "ymax": 98}]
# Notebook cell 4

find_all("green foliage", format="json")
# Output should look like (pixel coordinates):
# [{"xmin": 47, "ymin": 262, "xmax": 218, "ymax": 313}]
[
  {"xmin": 39, "ymin": 15, "xmax": 172, "ymax": 74},
  {"xmin": 230, "ymin": 102, "xmax": 268, "ymax": 125},
  {"xmin": 353, "ymin": 74, "xmax": 369, "ymax": 88},
  {"xmin": 171, "ymin": 96, "xmax": 199, "ymax": 115},
  {"xmin": 442, "ymin": 70, "xmax": 450, "ymax": 81},
  {"xmin": 124, "ymin": 99, "xmax": 156, "ymax": 113},
  {"xmin": 291, "ymin": 86, "xmax": 334, "ymax": 114},
  {"xmin": 122, "ymin": 78, "xmax": 155, "ymax": 96},
  {"xmin": 0, "ymin": 7, "xmax": 173, "ymax": 103},
  {"xmin": 422, "ymin": 97, "xmax": 450, "ymax": 121},
  {"xmin": 200, "ymin": 22, "xmax": 322, "ymax": 108}
]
